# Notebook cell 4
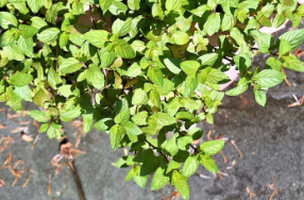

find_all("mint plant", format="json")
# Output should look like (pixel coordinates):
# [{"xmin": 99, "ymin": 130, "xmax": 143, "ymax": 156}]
[{"xmin": 1, "ymin": 0, "xmax": 304, "ymax": 199}]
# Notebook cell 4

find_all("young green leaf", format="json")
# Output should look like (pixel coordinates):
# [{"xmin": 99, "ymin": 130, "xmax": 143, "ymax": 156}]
[
  {"xmin": 151, "ymin": 167, "xmax": 170, "ymax": 190},
  {"xmin": 278, "ymin": 29, "xmax": 304, "ymax": 50},
  {"xmin": 171, "ymin": 170, "xmax": 190, "ymax": 200},
  {"xmin": 199, "ymin": 140, "xmax": 225, "ymax": 155},
  {"xmin": 85, "ymin": 64, "xmax": 105, "ymax": 89},
  {"xmin": 199, "ymin": 154, "xmax": 218, "ymax": 173},
  {"xmin": 114, "ymin": 39, "xmax": 136, "ymax": 59},
  {"xmin": 254, "ymin": 69, "xmax": 285, "ymax": 89},
  {"xmin": 147, "ymin": 67, "xmax": 164, "ymax": 87},
  {"xmin": 282, "ymin": 54, "xmax": 304, "ymax": 72},
  {"xmin": 109, "ymin": 124, "xmax": 126, "ymax": 150},
  {"xmin": 254, "ymin": 90, "xmax": 266, "ymax": 107},
  {"xmin": 182, "ymin": 155, "xmax": 199, "ymax": 178},
  {"xmin": 84, "ymin": 30, "xmax": 110, "ymax": 48},
  {"xmin": 28, "ymin": 110, "xmax": 51, "ymax": 122},
  {"xmin": 37, "ymin": 28, "xmax": 60, "ymax": 43},
  {"xmin": 59, "ymin": 58, "xmax": 82, "ymax": 74},
  {"xmin": 10, "ymin": 72, "xmax": 33, "ymax": 87},
  {"xmin": 0, "ymin": 12, "xmax": 18, "ymax": 29},
  {"xmin": 180, "ymin": 60, "xmax": 200, "ymax": 79}
]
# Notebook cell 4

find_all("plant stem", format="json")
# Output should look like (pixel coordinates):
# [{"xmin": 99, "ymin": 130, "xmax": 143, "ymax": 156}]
[
  {"xmin": 68, "ymin": 161, "xmax": 86, "ymax": 200},
  {"xmin": 144, "ymin": 139, "xmax": 169, "ymax": 163}
]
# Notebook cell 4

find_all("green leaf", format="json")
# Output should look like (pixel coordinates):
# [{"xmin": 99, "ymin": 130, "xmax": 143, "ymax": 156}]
[
  {"xmin": 165, "ymin": 0, "xmax": 182, "ymax": 12},
  {"xmin": 254, "ymin": 90, "xmax": 266, "ymax": 107},
  {"xmin": 151, "ymin": 167, "xmax": 170, "ymax": 190},
  {"xmin": 171, "ymin": 170, "xmax": 189, "ymax": 200},
  {"xmin": 199, "ymin": 154, "xmax": 217, "ymax": 173},
  {"xmin": 183, "ymin": 77, "xmax": 198, "ymax": 97},
  {"xmin": 180, "ymin": 60, "xmax": 200, "ymax": 79},
  {"xmin": 163, "ymin": 58, "xmax": 181, "ymax": 75},
  {"xmin": 198, "ymin": 67, "xmax": 229, "ymax": 85},
  {"xmin": 125, "ymin": 166, "xmax": 137, "ymax": 181},
  {"xmin": 279, "ymin": 39, "xmax": 291, "ymax": 58},
  {"xmin": 172, "ymin": 31, "xmax": 189, "ymax": 45},
  {"xmin": 85, "ymin": 64, "xmax": 105, "ymax": 89},
  {"xmin": 114, "ymin": 39, "xmax": 136, "ymax": 59},
  {"xmin": 167, "ymin": 97, "xmax": 180, "ymax": 117},
  {"xmin": 60, "ymin": 106, "xmax": 82, "ymax": 121},
  {"xmin": 99, "ymin": 0, "xmax": 113, "ymax": 11},
  {"xmin": 282, "ymin": 54, "xmax": 304, "ymax": 72},
  {"xmin": 182, "ymin": 155, "xmax": 199, "ymax": 178},
  {"xmin": 147, "ymin": 67, "xmax": 164, "ymax": 87},
  {"xmin": 266, "ymin": 57, "xmax": 282, "ymax": 71},
  {"xmin": 278, "ymin": 29, "xmax": 304, "ymax": 50},
  {"xmin": 58, "ymin": 85, "xmax": 73, "ymax": 98},
  {"xmin": 82, "ymin": 114, "xmax": 93, "ymax": 133},
  {"xmin": 59, "ymin": 58, "xmax": 82, "ymax": 74},
  {"xmin": 140, "ymin": 154, "xmax": 160, "ymax": 176},
  {"xmin": 99, "ymin": 48, "xmax": 117, "ymax": 68},
  {"xmin": 19, "ymin": 24, "xmax": 39, "ymax": 39},
  {"xmin": 152, "ymin": 3, "xmax": 164, "ymax": 19},
  {"xmin": 177, "ymin": 136, "xmax": 193, "ymax": 151},
  {"xmin": 27, "ymin": 0, "xmax": 44, "ymax": 13},
  {"xmin": 155, "ymin": 112, "xmax": 176, "ymax": 127},
  {"xmin": 0, "ymin": 12, "xmax": 18, "ymax": 29},
  {"xmin": 221, "ymin": 14, "xmax": 236, "ymax": 31},
  {"xmin": 84, "ymin": 30, "xmax": 109, "ymax": 48},
  {"xmin": 3, "ymin": 44, "xmax": 25, "ymax": 61},
  {"xmin": 134, "ymin": 173, "xmax": 148, "ymax": 188},
  {"xmin": 37, "ymin": 28, "xmax": 60, "ymax": 43},
  {"xmin": 94, "ymin": 118, "xmax": 113, "ymax": 132},
  {"xmin": 225, "ymin": 77, "xmax": 249, "ymax": 96},
  {"xmin": 10, "ymin": 72, "xmax": 33, "ymax": 87},
  {"xmin": 164, "ymin": 134, "xmax": 179, "ymax": 156},
  {"xmin": 14, "ymin": 86, "xmax": 32, "ymax": 101},
  {"xmin": 112, "ymin": 18, "xmax": 132, "ymax": 37},
  {"xmin": 166, "ymin": 160, "xmax": 181, "ymax": 174},
  {"xmin": 128, "ymin": 0, "xmax": 140, "ymax": 11},
  {"xmin": 199, "ymin": 140, "xmax": 225, "ymax": 155},
  {"xmin": 149, "ymin": 89, "xmax": 161, "ymax": 108},
  {"xmin": 123, "ymin": 121, "xmax": 142, "ymax": 135},
  {"xmin": 251, "ymin": 30, "xmax": 273, "ymax": 53},
  {"xmin": 132, "ymin": 111, "xmax": 148, "ymax": 126},
  {"xmin": 47, "ymin": 122, "xmax": 62, "ymax": 140},
  {"xmin": 28, "ymin": 110, "xmax": 51, "ymax": 122},
  {"xmin": 114, "ymin": 107, "xmax": 130, "ymax": 125},
  {"xmin": 254, "ymin": 69, "xmax": 285, "ymax": 89},
  {"xmin": 204, "ymin": 13, "xmax": 221, "ymax": 36},
  {"xmin": 273, "ymin": 14, "xmax": 286, "ymax": 28},
  {"xmin": 0, "ymin": 29, "xmax": 15, "ymax": 47},
  {"xmin": 109, "ymin": 124, "xmax": 126, "ymax": 150},
  {"xmin": 197, "ymin": 53, "xmax": 218, "ymax": 66},
  {"xmin": 48, "ymin": 67, "xmax": 62, "ymax": 90},
  {"xmin": 132, "ymin": 89, "xmax": 148, "ymax": 105}
]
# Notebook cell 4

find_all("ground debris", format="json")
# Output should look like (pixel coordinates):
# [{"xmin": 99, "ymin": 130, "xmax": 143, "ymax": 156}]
[
  {"xmin": 161, "ymin": 190, "xmax": 180, "ymax": 200},
  {"xmin": 0, "ymin": 178, "xmax": 5, "ymax": 187}
]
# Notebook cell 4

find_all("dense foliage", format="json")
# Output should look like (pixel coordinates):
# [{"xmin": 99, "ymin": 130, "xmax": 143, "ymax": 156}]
[{"xmin": 0, "ymin": 0, "xmax": 304, "ymax": 199}]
